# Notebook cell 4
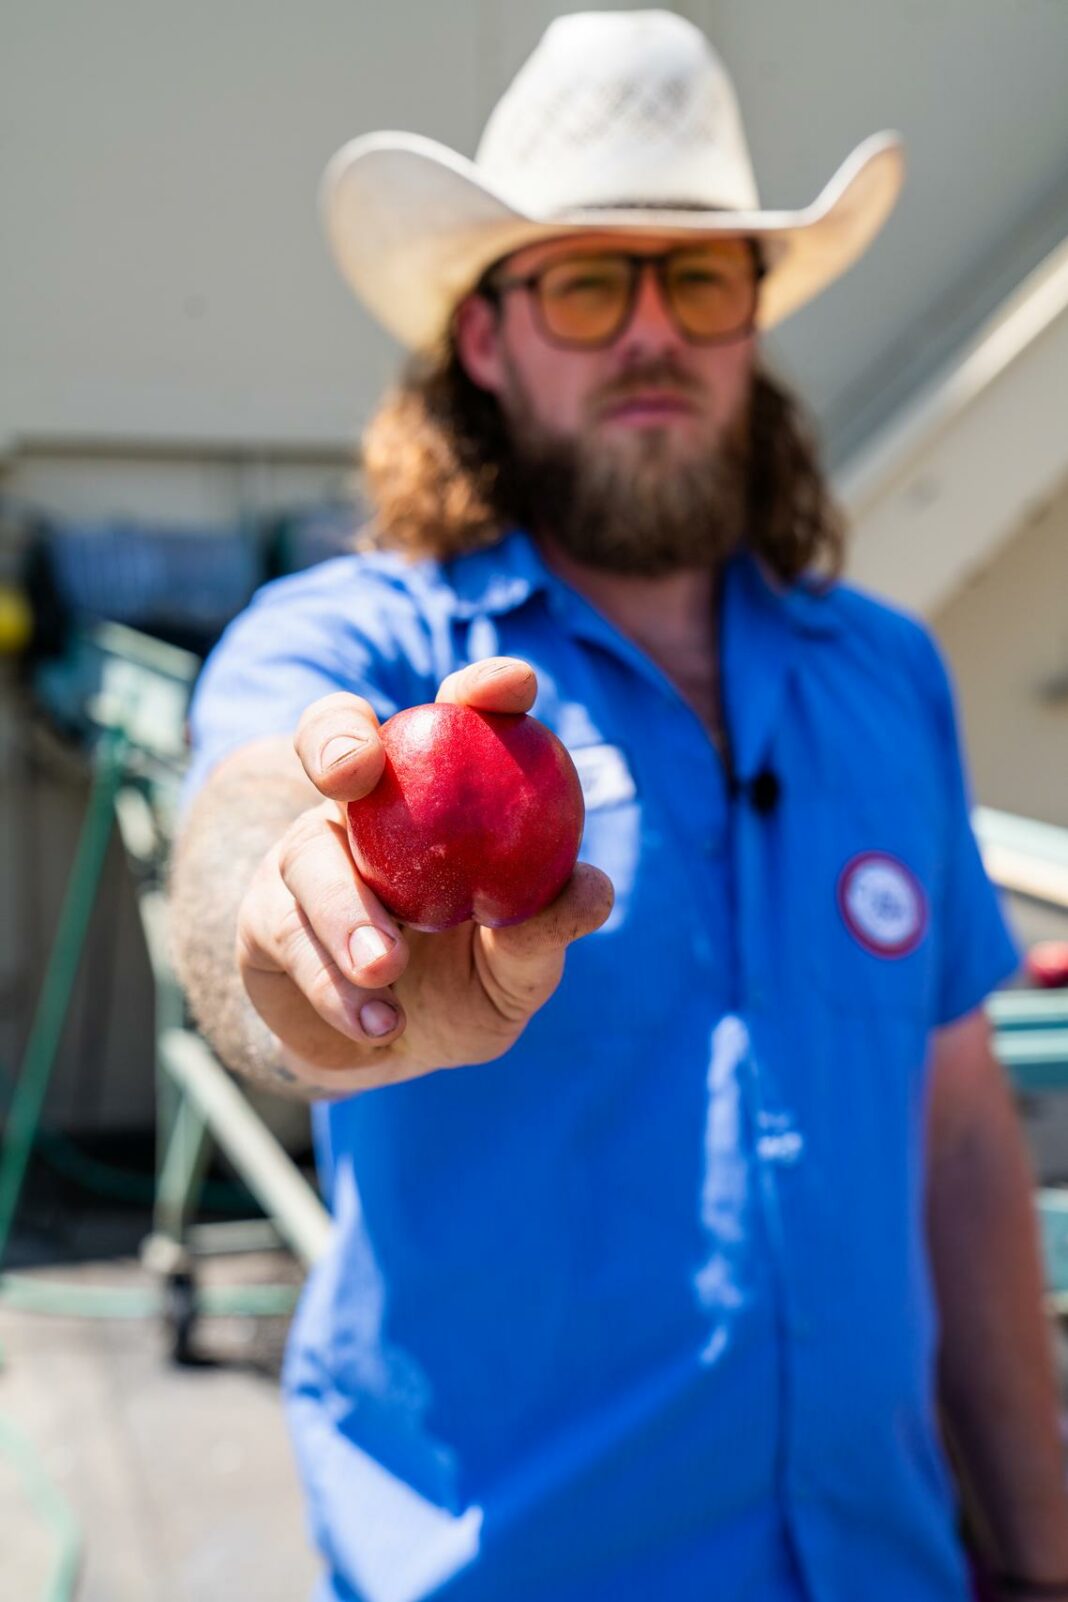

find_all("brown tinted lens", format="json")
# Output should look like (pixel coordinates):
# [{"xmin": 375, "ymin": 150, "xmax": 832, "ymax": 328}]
[
  {"xmin": 665, "ymin": 245, "xmax": 756, "ymax": 338},
  {"xmin": 536, "ymin": 255, "xmax": 633, "ymax": 344}
]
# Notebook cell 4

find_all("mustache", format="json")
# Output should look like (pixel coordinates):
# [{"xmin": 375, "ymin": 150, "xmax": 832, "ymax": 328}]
[{"xmin": 591, "ymin": 360, "xmax": 704, "ymax": 411}]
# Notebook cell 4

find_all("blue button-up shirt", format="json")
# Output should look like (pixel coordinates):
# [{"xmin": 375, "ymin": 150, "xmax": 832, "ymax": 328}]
[{"xmin": 187, "ymin": 530, "xmax": 1019, "ymax": 1602}]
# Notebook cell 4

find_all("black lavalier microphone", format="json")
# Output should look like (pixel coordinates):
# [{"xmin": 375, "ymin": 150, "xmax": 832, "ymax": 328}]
[
  {"xmin": 727, "ymin": 767, "xmax": 782, "ymax": 814},
  {"xmin": 747, "ymin": 768, "xmax": 781, "ymax": 815}
]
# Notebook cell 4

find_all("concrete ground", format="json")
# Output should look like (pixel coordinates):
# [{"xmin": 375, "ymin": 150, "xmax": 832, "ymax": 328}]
[{"xmin": 0, "ymin": 1246, "xmax": 321, "ymax": 1602}]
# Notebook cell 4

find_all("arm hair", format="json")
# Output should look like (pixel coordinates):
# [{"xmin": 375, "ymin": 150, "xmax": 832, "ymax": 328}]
[{"xmin": 168, "ymin": 736, "xmax": 328, "ymax": 1103}]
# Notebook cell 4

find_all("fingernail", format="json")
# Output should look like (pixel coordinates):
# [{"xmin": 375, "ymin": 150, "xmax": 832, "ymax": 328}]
[
  {"xmin": 359, "ymin": 1000, "xmax": 398, "ymax": 1038},
  {"xmin": 477, "ymin": 661, "xmax": 513, "ymax": 680},
  {"xmin": 350, "ymin": 924, "xmax": 395, "ymax": 971},
  {"xmin": 320, "ymin": 735, "xmax": 365, "ymax": 770}
]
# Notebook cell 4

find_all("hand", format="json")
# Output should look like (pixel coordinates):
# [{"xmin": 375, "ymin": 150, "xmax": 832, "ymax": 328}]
[{"xmin": 234, "ymin": 658, "xmax": 614, "ymax": 1095}]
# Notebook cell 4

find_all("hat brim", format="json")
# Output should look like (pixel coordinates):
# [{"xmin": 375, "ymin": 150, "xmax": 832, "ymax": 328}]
[{"xmin": 321, "ymin": 129, "xmax": 905, "ymax": 350}]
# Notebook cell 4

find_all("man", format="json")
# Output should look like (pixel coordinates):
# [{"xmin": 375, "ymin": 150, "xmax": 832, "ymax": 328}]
[{"xmin": 171, "ymin": 13, "xmax": 1068, "ymax": 1601}]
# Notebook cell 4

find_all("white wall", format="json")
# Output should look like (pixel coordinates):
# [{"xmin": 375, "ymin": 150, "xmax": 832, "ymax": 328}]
[
  {"xmin": 4, "ymin": 447, "xmax": 355, "ymax": 528},
  {"xmin": 3, "ymin": 0, "xmax": 1067, "ymax": 462}
]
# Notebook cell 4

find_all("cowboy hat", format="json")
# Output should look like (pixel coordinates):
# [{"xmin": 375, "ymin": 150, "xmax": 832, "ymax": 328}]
[{"xmin": 321, "ymin": 9, "xmax": 905, "ymax": 351}]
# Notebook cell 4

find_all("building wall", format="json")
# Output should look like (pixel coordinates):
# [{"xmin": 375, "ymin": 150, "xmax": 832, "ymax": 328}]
[
  {"xmin": 4, "ymin": 1, "xmax": 1067, "ymax": 458},
  {"xmin": 4, "ymin": 449, "xmax": 354, "ymax": 530},
  {"xmin": 933, "ymin": 472, "xmax": 1068, "ymax": 831}
]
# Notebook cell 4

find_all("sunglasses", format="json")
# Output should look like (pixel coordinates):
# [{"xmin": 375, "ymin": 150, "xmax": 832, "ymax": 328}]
[{"xmin": 483, "ymin": 241, "xmax": 763, "ymax": 349}]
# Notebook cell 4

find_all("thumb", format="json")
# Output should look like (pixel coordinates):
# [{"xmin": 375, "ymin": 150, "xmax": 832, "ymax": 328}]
[{"xmin": 474, "ymin": 863, "xmax": 614, "ymax": 1024}]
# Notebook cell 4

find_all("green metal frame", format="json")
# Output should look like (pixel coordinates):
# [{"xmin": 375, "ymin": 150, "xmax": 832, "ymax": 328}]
[
  {"xmin": 0, "ymin": 622, "xmax": 331, "ymax": 1301},
  {"xmin": 0, "ymin": 727, "xmax": 126, "ymax": 1262},
  {"xmin": 118, "ymin": 793, "xmax": 333, "ymax": 1276}
]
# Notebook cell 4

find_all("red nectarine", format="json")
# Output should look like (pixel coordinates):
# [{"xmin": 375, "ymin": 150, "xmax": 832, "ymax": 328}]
[{"xmin": 346, "ymin": 703, "xmax": 584, "ymax": 932}]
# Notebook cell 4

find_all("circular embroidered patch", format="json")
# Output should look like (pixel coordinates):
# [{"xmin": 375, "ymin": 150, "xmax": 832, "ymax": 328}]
[{"xmin": 836, "ymin": 851, "xmax": 928, "ymax": 958}]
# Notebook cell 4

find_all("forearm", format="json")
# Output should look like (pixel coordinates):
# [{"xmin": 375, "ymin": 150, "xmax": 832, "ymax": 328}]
[
  {"xmin": 169, "ymin": 736, "xmax": 325, "ymax": 1101},
  {"xmin": 927, "ymin": 1064, "xmax": 1068, "ymax": 1579}
]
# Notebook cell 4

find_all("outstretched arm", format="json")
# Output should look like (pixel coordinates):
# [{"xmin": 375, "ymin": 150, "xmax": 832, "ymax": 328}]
[
  {"xmin": 170, "ymin": 658, "xmax": 613, "ymax": 1103},
  {"xmin": 170, "ymin": 732, "xmax": 326, "ymax": 1099}
]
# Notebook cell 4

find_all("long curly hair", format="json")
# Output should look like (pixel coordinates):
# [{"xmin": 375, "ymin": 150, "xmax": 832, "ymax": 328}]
[{"xmin": 360, "ymin": 336, "xmax": 846, "ymax": 586}]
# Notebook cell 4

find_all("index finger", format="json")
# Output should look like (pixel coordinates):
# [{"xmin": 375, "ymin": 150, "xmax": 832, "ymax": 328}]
[
  {"xmin": 436, "ymin": 657, "xmax": 537, "ymax": 714},
  {"xmin": 295, "ymin": 692, "xmax": 386, "ymax": 802}
]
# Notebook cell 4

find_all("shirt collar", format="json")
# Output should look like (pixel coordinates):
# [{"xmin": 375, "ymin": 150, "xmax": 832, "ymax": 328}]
[
  {"xmin": 442, "ymin": 529, "xmax": 552, "ymax": 619},
  {"xmin": 443, "ymin": 527, "xmax": 842, "ymax": 638},
  {"xmin": 736, "ymin": 549, "xmax": 844, "ymax": 639}
]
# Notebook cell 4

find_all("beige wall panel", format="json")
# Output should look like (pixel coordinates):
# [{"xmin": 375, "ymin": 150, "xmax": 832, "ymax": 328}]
[
  {"xmin": 934, "ymin": 476, "xmax": 1068, "ymax": 829},
  {"xmin": 5, "ymin": 450, "xmax": 355, "ymax": 527}
]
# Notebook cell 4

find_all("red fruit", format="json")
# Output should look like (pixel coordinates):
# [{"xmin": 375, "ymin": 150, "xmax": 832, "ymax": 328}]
[
  {"xmin": 1027, "ymin": 941, "xmax": 1068, "ymax": 989},
  {"xmin": 346, "ymin": 703, "xmax": 585, "ymax": 932}
]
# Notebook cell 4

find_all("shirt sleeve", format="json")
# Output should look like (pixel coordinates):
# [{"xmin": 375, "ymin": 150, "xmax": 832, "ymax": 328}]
[
  {"xmin": 181, "ymin": 559, "xmax": 430, "ymax": 807},
  {"xmin": 917, "ymin": 629, "xmax": 1021, "ymax": 1027}
]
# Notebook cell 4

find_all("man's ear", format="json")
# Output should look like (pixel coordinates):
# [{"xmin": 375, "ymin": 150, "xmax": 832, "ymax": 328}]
[{"xmin": 453, "ymin": 294, "xmax": 507, "ymax": 397}]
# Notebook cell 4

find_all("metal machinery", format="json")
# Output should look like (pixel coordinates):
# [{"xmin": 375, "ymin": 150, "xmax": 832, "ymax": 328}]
[
  {"xmin": 0, "ymin": 515, "xmax": 356, "ymax": 1352},
  {"xmin": 0, "ymin": 622, "xmax": 335, "ymax": 1352}
]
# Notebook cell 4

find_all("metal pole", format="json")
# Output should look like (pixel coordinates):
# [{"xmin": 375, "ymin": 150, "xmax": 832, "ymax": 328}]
[
  {"xmin": 157, "ymin": 1028, "xmax": 332, "ymax": 1269},
  {"xmin": 0, "ymin": 729, "xmax": 125, "ymax": 1263}
]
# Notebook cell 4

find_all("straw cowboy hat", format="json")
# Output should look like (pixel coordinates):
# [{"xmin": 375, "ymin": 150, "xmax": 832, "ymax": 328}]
[{"xmin": 320, "ymin": 9, "xmax": 905, "ymax": 351}]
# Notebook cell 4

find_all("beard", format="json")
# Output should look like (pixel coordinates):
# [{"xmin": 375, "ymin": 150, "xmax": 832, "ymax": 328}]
[{"xmin": 494, "ymin": 359, "xmax": 751, "ymax": 578}]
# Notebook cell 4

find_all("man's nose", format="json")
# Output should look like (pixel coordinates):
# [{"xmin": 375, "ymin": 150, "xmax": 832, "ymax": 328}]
[{"xmin": 617, "ymin": 261, "xmax": 685, "ymax": 358}]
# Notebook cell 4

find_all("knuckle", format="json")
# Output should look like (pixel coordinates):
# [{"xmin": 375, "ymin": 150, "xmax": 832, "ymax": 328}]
[
  {"xmin": 305, "ymin": 959, "xmax": 349, "ymax": 1018},
  {"xmin": 234, "ymin": 908, "xmax": 261, "ymax": 972},
  {"xmin": 276, "ymin": 821, "xmax": 361, "ymax": 941},
  {"xmin": 275, "ymin": 900, "xmax": 315, "ymax": 975},
  {"xmin": 235, "ymin": 870, "xmax": 280, "ymax": 970},
  {"xmin": 314, "ymin": 880, "xmax": 362, "ymax": 940},
  {"xmin": 277, "ymin": 810, "xmax": 326, "ymax": 880}
]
